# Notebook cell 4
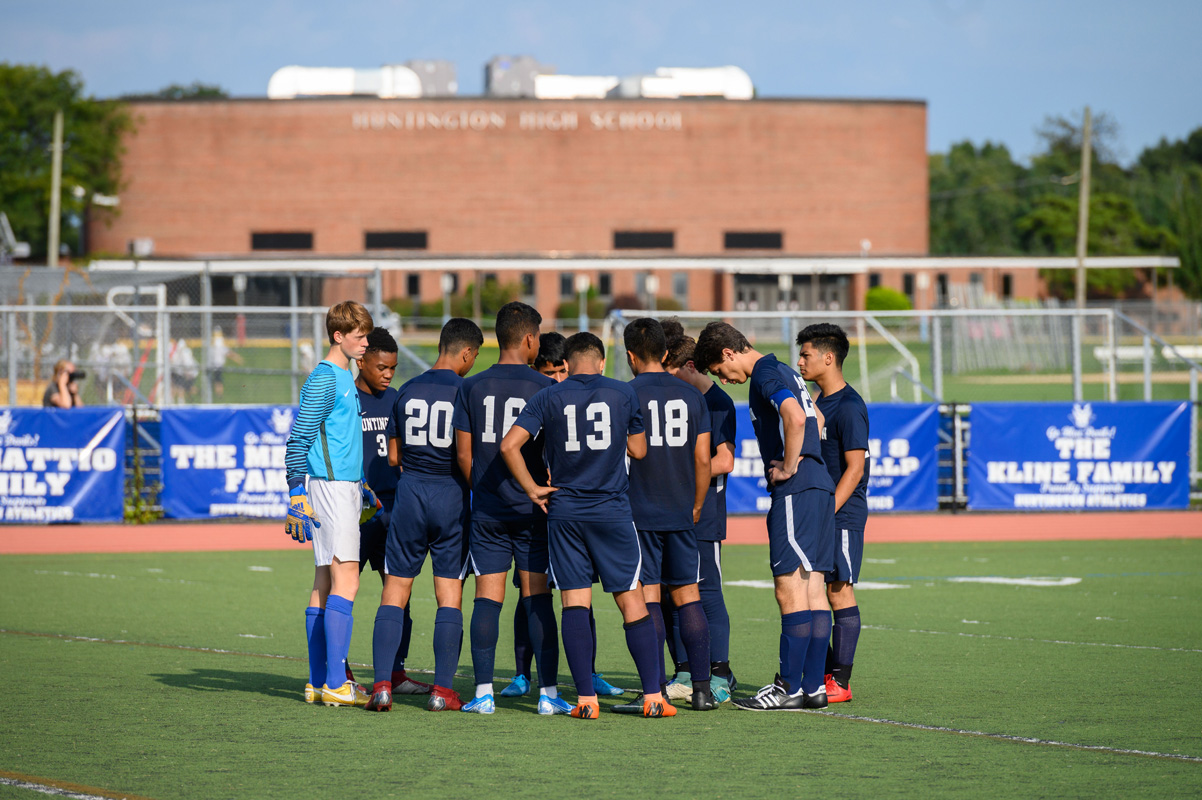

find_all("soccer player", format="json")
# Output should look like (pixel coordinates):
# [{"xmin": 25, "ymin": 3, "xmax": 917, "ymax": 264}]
[
  {"xmin": 502, "ymin": 329, "xmax": 627, "ymax": 700},
  {"xmin": 284, "ymin": 300, "xmax": 374, "ymax": 707},
  {"xmin": 453, "ymin": 302, "xmax": 572, "ymax": 715},
  {"xmin": 660, "ymin": 319, "xmax": 739, "ymax": 703},
  {"xmin": 616, "ymin": 318, "xmax": 717, "ymax": 713},
  {"xmin": 695, "ymin": 321, "xmax": 836, "ymax": 710},
  {"xmin": 365, "ymin": 318, "xmax": 482, "ymax": 712},
  {"xmin": 501, "ymin": 332, "xmax": 676, "ymax": 719},
  {"xmin": 355, "ymin": 327, "xmax": 432, "ymax": 696},
  {"xmin": 796, "ymin": 323, "xmax": 869, "ymax": 704}
]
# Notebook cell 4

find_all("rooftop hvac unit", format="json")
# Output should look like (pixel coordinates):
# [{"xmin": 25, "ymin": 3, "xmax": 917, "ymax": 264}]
[
  {"xmin": 486, "ymin": 55, "xmax": 555, "ymax": 97},
  {"xmin": 613, "ymin": 66, "xmax": 754, "ymax": 100},
  {"xmin": 534, "ymin": 74, "xmax": 620, "ymax": 99},
  {"xmin": 404, "ymin": 60, "xmax": 458, "ymax": 97},
  {"xmin": 267, "ymin": 65, "xmax": 428, "ymax": 99}
]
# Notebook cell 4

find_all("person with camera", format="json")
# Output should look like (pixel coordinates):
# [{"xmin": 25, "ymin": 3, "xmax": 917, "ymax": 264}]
[{"xmin": 43, "ymin": 359, "xmax": 85, "ymax": 408}]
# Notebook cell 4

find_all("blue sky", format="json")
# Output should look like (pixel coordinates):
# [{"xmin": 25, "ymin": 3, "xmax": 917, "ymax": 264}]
[{"xmin": 5, "ymin": 0, "xmax": 1199, "ymax": 164}]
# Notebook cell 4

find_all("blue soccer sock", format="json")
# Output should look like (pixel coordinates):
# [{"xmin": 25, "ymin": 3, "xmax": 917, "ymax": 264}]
[
  {"xmin": 525, "ymin": 593, "xmax": 559, "ymax": 690},
  {"xmin": 305, "ymin": 607, "xmax": 326, "ymax": 688},
  {"xmin": 588, "ymin": 607, "xmax": 599, "ymax": 674},
  {"xmin": 394, "ymin": 605, "xmax": 413, "ymax": 671},
  {"xmin": 830, "ymin": 605, "xmax": 861, "ymax": 687},
  {"xmin": 513, "ymin": 598, "xmax": 534, "ymax": 680},
  {"xmin": 470, "ymin": 598, "xmax": 503, "ymax": 690},
  {"xmin": 780, "ymin": 610, "xmax": 812, "ymax": 695},
  {"xmin": 804, "ymin": 610, "xmax": 832, "ymax": 695},
  {"xmin": 323, "ymin": 595, "xmax": 355, "ymax": 690},
  {"xmin": 561, "ymin": 605, "xmax": 594, "ymax": 697},
  {"xmin": 646, "ymin": 602, "xmax": 669, "ymax": 685},
  {"xmin": 432, "ymin": 606, "xmax": 463, "ymax": 691},
  {"xmin": 700, "ymin": 578, "xmax": 731, "ymax": 664},
  {"xmin": 663, "ymin": 597, "xmax": 683, "ymax": 670},
  {"xmin": 624, "ymin": 615, "xmax": 664, "ymax": 696},
  {"xmin": 676, "ymin": 600, "xmax": 712, "ymax": 685},
  {"xmin": 372, "ymin": 604, "xmax": 405, "ymax": 686}
]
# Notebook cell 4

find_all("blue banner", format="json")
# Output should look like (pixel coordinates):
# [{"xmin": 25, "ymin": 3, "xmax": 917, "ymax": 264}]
[
  {"xmin": 0, "ymin": 407, "xmax": 126, "ymax": 523},
  {"xmin": 727, "ymin": 402, "xmax": 940, "ymax": 514},
  {"xmin": 161, "ymin": 407, "xmax": 295, "ymax": 519},
  {"xmin": 968, "ymin": 401, "xmax": 1190, "ymax": 510}
]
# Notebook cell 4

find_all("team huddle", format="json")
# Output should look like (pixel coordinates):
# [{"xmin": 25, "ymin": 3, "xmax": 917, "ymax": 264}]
[{"xmin": 283, "ymin": 300, "xmax": 868, "ymax": 718}]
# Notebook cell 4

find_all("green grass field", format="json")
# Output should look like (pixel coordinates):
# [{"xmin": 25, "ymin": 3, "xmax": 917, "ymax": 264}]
[{"xmin": 2, "ymin": 538, "xmax": 1201, "ymax": 799}]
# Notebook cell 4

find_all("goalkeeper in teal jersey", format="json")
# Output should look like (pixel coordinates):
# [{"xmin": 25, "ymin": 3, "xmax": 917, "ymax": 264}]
[{"xmin": 284, "ymin": 300, "xmax": 375, "ymax": 708}]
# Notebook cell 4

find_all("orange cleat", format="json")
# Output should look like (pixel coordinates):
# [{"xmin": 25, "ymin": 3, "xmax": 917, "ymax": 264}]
[
  {"xmin": 643, "ymin": 694, "xmax": 677, "ymax": 718},
  {"xmin": 825, "ymin": 674, "xmax": 853, "ymax": 703},
  {"xmin": 570, "ymin": 699, "xmax": 600, "ymax": 719}
]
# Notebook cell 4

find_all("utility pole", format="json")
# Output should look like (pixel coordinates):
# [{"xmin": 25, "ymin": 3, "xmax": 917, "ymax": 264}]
[
  {"xmin": 48, "ymin": 109, "xmax": 64, "ymax": 268},
  {"xmin": 1072, "ymin": 106, "xmax": 1092, "ymax": 402}
]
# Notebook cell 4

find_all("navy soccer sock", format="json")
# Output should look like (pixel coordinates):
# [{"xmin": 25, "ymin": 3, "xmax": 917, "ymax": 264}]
[
  {"xmin": 624, "ymin": 615, "xmax": 664, "ymax": 696},
  {"xmin": 525, "ymin": 593, "xmax": 559, "ymax": 689},
  {"xmin": 393, "ymin": 605, "xmax": 413, "ymax": 671},
  {"xmin": 676, "ymin": 600, "xmax": 712, "ymax": 686},
  {"xmin": 779, "ymin": 610, "xmax": 812, "ymax": 694},
  {"xmin": 513, "ymin": 599, "xmax": 534, "ymax": 680},
  {"xmin": 470, "ymin": 598, "xmax": 503, "ymax": 689},
  {"xmin": 588, "ymin": 607, "xmax": 599, "ymax": 674},
  {"xmin": 561, "ymin": 605, "xmax": 594, "ymax": 697},
  {"xmin": 700, "ymin": 578, "xmax": 731, "ymax": 664},
  {"xmin": 803, "ymin": 610, "xmax": 832, "ymax": 695},
  {"xmin": 432, "ymin": 606, "xmax": 464, "ymax": 691},
  {"xmin": 305, "ymin": 607, "xmax": 326, "ymax": 688},
  {"xmin": 372, "ymin": 605, "xmax": 405, "ymax": 686},
  {"xmin": 323, "ymin": 595, "xmax": 355, "ymax": 690},
  {"xmin": 663, "ymin": 597, "xmax": 683, "ymax": 670},
  {"xmin": 645, "ymin": 602, "xmax": 669, "ymax": 686},
  {"xmin": 831, "ymin": 605, "xmax": 861, "ymax": 687}
]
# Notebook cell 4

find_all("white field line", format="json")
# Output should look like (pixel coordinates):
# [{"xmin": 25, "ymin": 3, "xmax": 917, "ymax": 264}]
[
  {"xmin": 0, "ymin": 776, "xmax": 125, "ymax": 800},
  {"xmin": 864, "ymin": 624, "xmax": 1202, "ymax": 654}
]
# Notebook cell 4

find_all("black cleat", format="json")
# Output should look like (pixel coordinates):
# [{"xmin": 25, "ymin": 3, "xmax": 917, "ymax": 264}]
[
  {"xmin": 732, "ymin": 675, "xmax": 827, "ymax": 711},
  {"xmin": 611, "ymin": 693, "xmax": 645, "ymax": 715},
  {"xmin": 691, "ymin": 685, "xmax": 719, "ymax": 711}
]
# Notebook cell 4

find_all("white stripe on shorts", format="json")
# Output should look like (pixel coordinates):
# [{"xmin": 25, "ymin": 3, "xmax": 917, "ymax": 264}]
[
  {"xmin": 785, "ymin": 494, "xmax": 812, "ymax": 572},
  {"xmin": 630, "ymin": 522, "xmax": 642, "ymax": 591},
  {"xmin": 841, "ymin": 528, "xmax": 853, "ymax": 581}
]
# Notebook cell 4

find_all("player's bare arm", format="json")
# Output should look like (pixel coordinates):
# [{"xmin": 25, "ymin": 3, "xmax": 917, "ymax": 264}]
[
  {"xmin": 711, "ymin": 440, "xmax": 735, "ymax": 476},
  {"xmin": 387, "ymin": 436, "xmax": 402, "ymax": 471},
  {"xmin": 455, "ymin": 429, "xmax": 473, "ymax": 489},
  {"xmin": 626, "ymin": 430, "xmax": 647, "ymax": 460},
  {"xmin": 833, "ymin": 448, "xmax": 867, "ymax": 513},
  {"xmin": 692, "ymin": 430, "xmax": 712, "ymax": 523},
  {"xmin": 500, "ymin": 424, "xmax": 557, "ymax": 511},
  {"xmin": 767, "ymin": 396, "xmax": 805, "ymax": 485}
]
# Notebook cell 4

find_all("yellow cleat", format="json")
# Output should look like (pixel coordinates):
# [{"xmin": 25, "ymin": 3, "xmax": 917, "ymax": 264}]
[
  {"xmin": 304, "ymin": 683, "xmax": 319, "ymax": 704},
  {"xmin": 322, "ymin": 680, "xmax": 370, "ymax": 707}
]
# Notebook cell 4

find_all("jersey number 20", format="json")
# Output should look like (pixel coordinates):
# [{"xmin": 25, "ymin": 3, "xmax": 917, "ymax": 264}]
[{"xmin": 405, "ymin": 398, "xmax": 454, "ymax": 447}]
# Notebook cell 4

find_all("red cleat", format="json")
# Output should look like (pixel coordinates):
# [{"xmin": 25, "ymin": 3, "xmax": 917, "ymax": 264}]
[
  {"xmin": 825, "ymin": 674, "xmax": 853, "ymax": 703},
  {"xmin": 427, "ymin": 685, "xmax": 463, "ymax": 711},
  {"xmin": 365, "ymin": 681, "xmax": 393, "ymax": 712}
]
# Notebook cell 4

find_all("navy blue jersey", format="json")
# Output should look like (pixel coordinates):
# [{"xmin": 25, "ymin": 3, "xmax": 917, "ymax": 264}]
[
  {"xmin": 627, "ymin": 372, "xmax": 711, "ymax": 531},
  {"xmin": 696, "ymin": 382, "xmax": 737, "ymax": 541},
  {"xmin": 358, "ymin": 385, "xmax": 400, "ymax": 496},
  {"xmin": 453, "ymin": 363, "xmax": 554, "ymax": 521},
  {"xmin": 513, "ymin": 373, "xmax": 644, "ymax": 520},
  {"xmin": 748, "ymin": 354, "xmax": 833, "ymax": 498},
  {"xmin": 392, "ymin": 369, "xmax": 464, "ymax": 482},
  {"xmin": 815, "ymin": 383, "xmax": 871, "ymax": 530}
]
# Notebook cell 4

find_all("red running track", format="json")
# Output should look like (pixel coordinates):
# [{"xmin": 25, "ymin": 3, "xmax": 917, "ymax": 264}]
[{"xmin": 0, "ymin": 512, "xmax": 1198, "ymax": 555}]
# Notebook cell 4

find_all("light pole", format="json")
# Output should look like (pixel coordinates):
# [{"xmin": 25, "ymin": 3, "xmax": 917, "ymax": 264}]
[
  {"xmin": 575, "ymin": 274, "xmax": 591, "ymax": 332},
  {"xmin": 232, "ymin": 273, "xmax": 248, "ymax": 346},
  {"xmin": 440, "ymin": 272, "xmax": 455, "ymax": 326}
]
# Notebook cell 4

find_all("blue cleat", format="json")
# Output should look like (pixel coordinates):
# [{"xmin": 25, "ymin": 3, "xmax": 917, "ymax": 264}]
[
  {"xmin": 461, "ymin": 694, "xmax": 496, "ymax": 714},
  {"xmin": 592, "ymin": 673, "xmax": 625, "ymax": 696},
  {"xmin": 710, "ymin": 674, "xmax": 732, "ymax": 704},
  {"xmin": 499, "ymin": 675, "xmax": 530, "ymax": 697},
  {"xmin": 537, "ymin": 695, "xmax": 574, "ymax": 715}
]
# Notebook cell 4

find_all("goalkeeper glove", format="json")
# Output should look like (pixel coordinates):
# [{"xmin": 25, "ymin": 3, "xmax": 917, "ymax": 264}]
[
  {"xmin": 286, "ymin": 487, "xmax": 321, "ymax": 542},
  {"xmin": 360, "ymin": 483, "xmax": 383, "ymax": 525}
]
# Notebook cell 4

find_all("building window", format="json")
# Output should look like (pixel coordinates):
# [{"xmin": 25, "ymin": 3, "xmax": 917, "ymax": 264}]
[
  {"xmin": 597, "ymin": 272, "xmax": 613, "ymax": 298},
  {"xmin": 482, "ymin": 272, "xmax": 498, "ymax": 286},
  {"xmin": 364, "ymin": 231, "xmax": 427, "ymax": 250},
  {"xmin": 1001, "ymin": 273, "xmax": 1013, "ymax": 298},
  {"xmin": 406, "ymin": 274, "xmax": 420, "ymax": 298},
  {"xmin": 251, "ymin": 232, "xmax": 312, "ymax": 250},
  {"xmin": 868, "ymin": 273, "xmax": 881, "ymax": 288},
  {"xmin": 520, "ymin": 272, "xmax": 536, "ymax": 297},
  {"xmin": 936, "ymin": 273, "xmax": 949, "ymax": 305},
  {"xmin": 902, "ymin": 273, "xmax": 915, "ymax": 299},
  {"xmin": 614, "ymin": 231, "xmax": 674, "ymax": 250},
  {"xmin": 673, "ymin": 272, "xmax": 689, "ymax": 306},
  {"xmin": 560, "ymin": 272, "xmax": 575, "ymax": 298},
  {"xmin": 724, "ymin": 231, "xmax": 783, "ymax": 250},
  {"xmin": 969, "ymin": 272, "xmax": 983, "ymax": 286}
]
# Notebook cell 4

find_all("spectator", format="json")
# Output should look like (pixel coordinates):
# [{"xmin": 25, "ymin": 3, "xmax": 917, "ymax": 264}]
[
  {"xmin": 209, "ymin": 326, "xmax": 243, "ymax": 398},
  {"xmin": 43, "ymin": 359, "xmax": 84, "ymax": 408}
]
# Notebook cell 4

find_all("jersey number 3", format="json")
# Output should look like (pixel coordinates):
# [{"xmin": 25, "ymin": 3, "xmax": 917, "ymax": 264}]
[{"xmin": 563, "ymin": 402, "xmax": 611, "ymax": 452}]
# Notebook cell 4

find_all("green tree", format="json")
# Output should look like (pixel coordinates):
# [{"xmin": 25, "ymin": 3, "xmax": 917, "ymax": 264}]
[
  {"xmin": 0, "ymin": 63, "xmax": 133, "ymax": 259},
  {"xmin": 121, "ymin": 82, "xmax": 229, "ymax": 101}
]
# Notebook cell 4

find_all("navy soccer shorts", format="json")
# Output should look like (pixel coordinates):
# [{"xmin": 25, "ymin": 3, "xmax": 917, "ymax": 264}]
[
  {"xmin": 548, "ymin": 517, "xmax": 641, "ymax": 594},
  {"xmin": 637, "ymin": 528, "xmax": 701, "ymax": 587},
  {"xmin": 385, "ymin": 478, "xmax": 470, "ymax": 580},
  {"xmin": 469, "ymin": 516, "xmax": 550, "ymax": 577},
  {"xmin": 826, "ymin": 527, "xmax": 864, "ymax": 584},
  {"xmin": 698, "ymin": 540, "xmax": 723, "ymax": 595},
  {"xmin": 765, "ymin": 488, "xmax": 835, "ymax": 576},
  {"xmin": 358, "ymin": 492, "xmax": 394, "ymax": 574}
]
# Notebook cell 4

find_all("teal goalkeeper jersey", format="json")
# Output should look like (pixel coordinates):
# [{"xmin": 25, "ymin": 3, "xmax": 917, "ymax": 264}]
[{"xmin": 285, "ymin": 360, "xmax": 364, "ymax": 490}]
